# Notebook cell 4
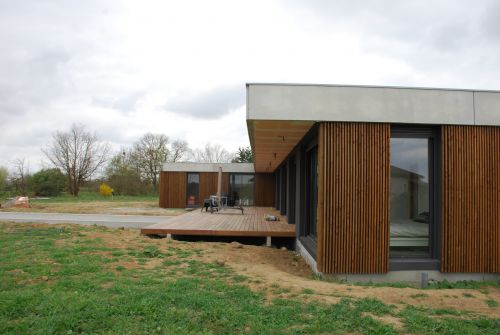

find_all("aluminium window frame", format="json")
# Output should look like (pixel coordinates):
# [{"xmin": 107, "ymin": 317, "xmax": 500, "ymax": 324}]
[{"xmin": 389, "ymin": 125, "xmax": 441, "ymax": 271}]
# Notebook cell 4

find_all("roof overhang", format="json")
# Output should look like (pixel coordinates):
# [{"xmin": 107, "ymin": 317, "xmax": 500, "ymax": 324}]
[
  {"xmin": 163, "ymin": 162, "xmax": 254, "ymax": 173},
  {"xmin": 247, "ymin": 120, "xmax": 314, "ymax": 173}
]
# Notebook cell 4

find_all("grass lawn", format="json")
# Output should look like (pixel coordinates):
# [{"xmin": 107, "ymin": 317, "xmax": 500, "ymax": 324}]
[
  {"xmin": 0, "ymin": 191, "xmax": 184, "ymax": 216},
  {"xmin": 1, "ymin": 222, "xmax": 499, "ymax": 334}
]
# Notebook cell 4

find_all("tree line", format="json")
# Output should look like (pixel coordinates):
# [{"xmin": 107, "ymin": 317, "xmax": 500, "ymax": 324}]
[{"xmin": 0, "ymin": 124, "xmax": 253, "ymax": 198}]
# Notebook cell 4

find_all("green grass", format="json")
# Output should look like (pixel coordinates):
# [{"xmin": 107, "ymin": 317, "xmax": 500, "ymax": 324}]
[
  {"xmin": 485, "ymin": 299, "xmax": 499, "ymax": 308},
  {"xmin": 426, "ymin": 279, "xmax": 500, "ymax": 290},
  {"xmin": 0, "ymin": 223, "xmax": 498, "ymax": 335},
  {"xmin": 399, "ymin": 306, "xmax": 498, "ymax": 335},
  {"xmin": 24, "ymin": 190, "xmax": 159, "ymax": 203}
]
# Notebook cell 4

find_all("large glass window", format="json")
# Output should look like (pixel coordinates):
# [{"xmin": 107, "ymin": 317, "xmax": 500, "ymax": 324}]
[
  {"xmin": 305, "ymin": 146, "xmax": 318, "ymax": 238},
  {"xmin": 390, "ymin": 135, "xmax": 432, "ymax": 258},
  {"xmin": 186, "ymin": 173, "xmax": 199, "ymax": 207},
  {"xmin": 229, "ymin": 174, "xmax": 255, "ymax": 206}
]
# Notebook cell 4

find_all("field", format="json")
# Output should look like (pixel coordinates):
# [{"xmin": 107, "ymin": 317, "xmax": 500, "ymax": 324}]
[
  {"xmin": 1, "ymin": 222, "xmax": 499, "ymax": 334},
  {"xmin": 0, "ymin": 192, "xmax": 185, "ymax": 216}
]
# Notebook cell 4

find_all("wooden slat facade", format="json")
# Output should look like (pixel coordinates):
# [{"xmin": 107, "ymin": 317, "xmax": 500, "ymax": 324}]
[
  {"xmin": 441, "ymin": 125, "xmax": 500, "ymax": 273},
  {"xmin": 159, "ymin": 172, "xmax": 187, "ymax": 209},
  {"xmin": 317, "ymin": 122, "xmax": 390, "ymax": 274},
  {"xmin": 255, "ymin": 173, "xmax": 274, "ymax": 207}
]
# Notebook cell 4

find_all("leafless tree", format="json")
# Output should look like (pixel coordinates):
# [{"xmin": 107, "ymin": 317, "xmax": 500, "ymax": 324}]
[
  {"xmin": 43, "ymin": 124, "xmax": 109, "ymax": 196},
  {"xmin": 192, "ymin": 143, "xmax": 234, "ymax": 163},
  {"xmin": 130, "ymin": 133, "xmax": 169, "ymax": 188},
  {"xmin": 170, "ymin": 140, "xmax": 190, "ymax": 162},
  {"xmin": 10, "ymin": 158, "xmax": 30, "ymax": 195}
]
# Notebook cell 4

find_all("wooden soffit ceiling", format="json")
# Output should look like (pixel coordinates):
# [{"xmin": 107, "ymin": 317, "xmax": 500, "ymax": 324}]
[{"xmin": 248, "ymin": 120, "xmax": 314, "ymax": 173}]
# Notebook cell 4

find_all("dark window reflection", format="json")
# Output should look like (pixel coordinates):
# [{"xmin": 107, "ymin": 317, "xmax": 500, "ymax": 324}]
[
  {"xmin": 229, "ymin": 174, "xmax": 255, "ymax": 206},
  {"xmin": 390, "ymin": 138, "xmax": 430, "ymax": 257},
  {"xmin": 186, "ymin": 173, "xmax": 199, "ymax": 207}
]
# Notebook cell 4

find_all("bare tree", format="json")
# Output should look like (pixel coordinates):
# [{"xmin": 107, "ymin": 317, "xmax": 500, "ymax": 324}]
[
  {"xmin": 130, "ymin": 133, "xmax": 169, "ymax": 188},
  {"xmin": 169, "ymin": 140, "xmax": 190, "ymax": 162},
  {"xmin": 43, "ymin": 124, "xmax": 109, "ymax": 196},
  {"xmin": 10, "ymin": 158, "xmax": 30, "ymax": 195},
  {"xmin": 192, "ymin": 143, "xmax": 234, "ymax": 163}
]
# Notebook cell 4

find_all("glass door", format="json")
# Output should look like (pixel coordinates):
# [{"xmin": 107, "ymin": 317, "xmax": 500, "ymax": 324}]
[{"xmin": 186, "ymin": 173, "xmax": 199, "ymax": 207}]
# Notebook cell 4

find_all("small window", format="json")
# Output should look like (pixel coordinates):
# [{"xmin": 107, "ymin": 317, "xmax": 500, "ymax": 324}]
[{"xmin": 186, "ymin": 173, "xmax": 199, "ymax": 207}]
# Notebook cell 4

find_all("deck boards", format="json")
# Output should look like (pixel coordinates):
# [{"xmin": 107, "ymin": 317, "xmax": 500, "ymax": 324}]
[{"xmin": 141, "ymin": 207, "xmax": 295, "ymax": 237}]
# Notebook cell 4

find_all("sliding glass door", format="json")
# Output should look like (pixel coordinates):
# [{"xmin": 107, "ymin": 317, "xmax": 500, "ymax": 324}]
[{"xmin": 229, "ymin": 174, "xmax": 255, "ymax": 206}]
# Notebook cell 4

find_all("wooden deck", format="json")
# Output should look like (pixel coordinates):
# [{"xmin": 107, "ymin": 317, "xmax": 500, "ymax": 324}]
[{"xmin": 141, "ymin": 207, "xmax": 295, "ymax": 237}]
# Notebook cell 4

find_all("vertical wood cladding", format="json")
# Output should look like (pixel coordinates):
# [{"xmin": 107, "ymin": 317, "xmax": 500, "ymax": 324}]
[
  {"xmin": 317, "ymin": 122, "xmax": 390, "ymax": 274},
  {"xmin": 255, "ymin": 173, "xmax": 275, "ymax": 206},
  {"xmin": 159, "ymin": 172, "xmax": 187, "ymax": 208},
  {"xmin": 441, "ymin": 126, "xmax": 500, "ymax": 273},
  {"xmin": 199, "ymin": 172, "xmax": 229, "ymax": 205}
]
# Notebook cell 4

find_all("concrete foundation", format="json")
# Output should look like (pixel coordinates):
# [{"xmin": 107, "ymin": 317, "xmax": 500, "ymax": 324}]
[
  {"xmin": 296, "ymin": 239, "xmax": 318, "ymax": 274},
  {"xmin": 296, "ymin": 238, "xmax": 500, "ymax": 284}
]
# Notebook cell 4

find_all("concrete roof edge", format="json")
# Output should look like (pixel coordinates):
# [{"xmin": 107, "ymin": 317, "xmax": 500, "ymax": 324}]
[{"xmin": 245, "ymin": 82, "xmax": 500, "ymax": 94}]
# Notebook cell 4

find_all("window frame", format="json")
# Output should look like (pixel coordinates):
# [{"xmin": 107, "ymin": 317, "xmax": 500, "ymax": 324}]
[
  {"xmin": 186, "ymin": 172, "xmax": 200, "ymax": 208},
  {"xmin": 389, "ymin": 125, "xmax": 441, "ymax": 271},
  {"xmin": 228, "ymin": 173, "xmax": 256, "ymax": 206}
]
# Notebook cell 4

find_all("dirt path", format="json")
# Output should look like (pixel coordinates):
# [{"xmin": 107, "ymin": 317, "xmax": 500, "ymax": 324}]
[{"xmin": 0, "ymin": 201, "xmax": 184, "ymax": 216}]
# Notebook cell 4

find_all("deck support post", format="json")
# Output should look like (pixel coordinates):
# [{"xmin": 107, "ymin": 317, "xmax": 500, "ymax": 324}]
[
  {"xmin": 167, "ymin": 234, "xmax": 172, "ymax": 239},
  {"xmin": 266, "ymin": 236, "xmax": 272, "ymax": 247}
]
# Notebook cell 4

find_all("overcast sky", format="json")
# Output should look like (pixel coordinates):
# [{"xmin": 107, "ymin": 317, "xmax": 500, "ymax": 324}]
[{"xmin": 1, "ymin": 0, "xmax": 499, "ymax": 171}]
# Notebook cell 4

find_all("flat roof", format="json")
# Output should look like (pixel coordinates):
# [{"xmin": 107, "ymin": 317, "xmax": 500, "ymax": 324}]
[
  {"xmin": 162, "ymin": 162, "xmax": 255, "ymax": 173},
  {"xmin": 246, "ymin": 83, "xmax": 500, "ymax": 126},
  {"xmin": 246, "ymin": 82, "xmax": 500, "ymax": 94},
  {"xmin": 246, "ymin": 83, "xmax": 500, "ymax": 172}
]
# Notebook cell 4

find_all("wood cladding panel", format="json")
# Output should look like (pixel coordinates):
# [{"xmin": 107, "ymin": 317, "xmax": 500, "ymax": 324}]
[
  {"xmin": 199, "ymin": 172, "xmax": 229, "ymax": 205},
  {"xmin": 255, "ymin": 173, "xmax": 274, "ymax": 207},
  {"xmin": 317, "ymin": 122, "xmax": 390, "ymax": 274},
  {"xmin": 441, "ymin": 125, "xmax": 500, "ymax": 273},
  {"xmin": 159, "ymin": 172, "xmax": 187, "ymax": 208}
]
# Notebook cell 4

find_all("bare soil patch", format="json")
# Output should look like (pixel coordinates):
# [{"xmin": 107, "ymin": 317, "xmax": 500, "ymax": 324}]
[
  {"xmin": 10, "ymin": 222, "xmax": 500, "ymax": 319},
  {"xmin": 0, "ymin": 201, "xmax": 185, "ymax": 216}
]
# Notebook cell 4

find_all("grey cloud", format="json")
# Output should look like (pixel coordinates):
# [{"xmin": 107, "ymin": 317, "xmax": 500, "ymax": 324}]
[
  {"xmin": 164, "ymin": 85, "xmax": 245, "ymax": 119},
  {"xmin": 285, "ymin": 0, "xmax": 494, "ymax": 52},
  {"xmin": 479, "ymin": 1, "xmax": 500, "ymax": 42},
  {"xmin": 0, "ymin": 49, "xmax": 72, "ymax": 131},
  {"xmin": 91, "ymin": 91, "xmax": 146, "ymax": 114}
]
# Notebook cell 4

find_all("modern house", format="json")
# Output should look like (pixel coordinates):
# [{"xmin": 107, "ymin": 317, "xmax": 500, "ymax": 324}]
[
  {"xmin": 159, "ymin": 162, "xmax": 273, "ymax": 208},
  {"xmin": 155, "ymin": 83, "xmax": 500, "ymax": 281}
]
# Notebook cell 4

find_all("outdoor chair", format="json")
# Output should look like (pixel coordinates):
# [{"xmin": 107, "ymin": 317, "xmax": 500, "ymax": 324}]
[{"xmin": 202, "ymin": 195, "xmax": 244, "ymax": 215}]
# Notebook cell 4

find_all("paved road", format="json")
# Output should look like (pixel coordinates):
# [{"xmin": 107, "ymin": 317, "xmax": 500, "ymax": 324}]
[{"xmin": 0, "ymin": 212, "xmax": 172, "ymax": 229}]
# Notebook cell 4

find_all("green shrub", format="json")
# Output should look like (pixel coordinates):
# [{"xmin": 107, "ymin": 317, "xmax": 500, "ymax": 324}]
[{"xmin": 31, "ymin": 168, "xmax": 66, "ymax": 197}]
